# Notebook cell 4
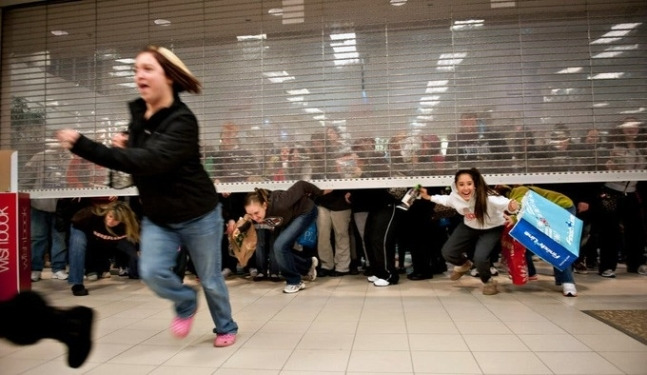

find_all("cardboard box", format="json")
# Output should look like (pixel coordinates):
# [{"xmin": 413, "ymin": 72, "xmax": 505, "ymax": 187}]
[{"xmin": 509, "ymin": 190, "xmax": 582, "ymax": 271}]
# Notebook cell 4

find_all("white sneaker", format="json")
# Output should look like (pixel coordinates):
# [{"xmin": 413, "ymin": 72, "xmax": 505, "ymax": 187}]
[
  {"xmin": 490, "ymin": 266, "xmax": 499, "ymax": 276},
  {"xmin": 373, "ymin": 278, "xmax": 390, "ymax": 287},
  {"xmin": 600, "ymin": 269, "xmax": 616, "ymax": 278},
  {"xmin": 249, "ymin": 268, "xmax": 259, "ymax": 278},
  {"xmin": 305, "ymin": 257, "xmax": 318, "ymax": 281},
  {"xmin": 638, "ymin": 265, "xmax": 647, "ymax": 275},
  {"xmin": 101, "ymin": 271, "xmax": 112, "ymax": 279},
  {"xmin": 87, "ymin": 272, "xmax": 98, "ymax": 281},
  {"xmin": 367, "ymin": 275, "xmax": 379, "ymax": 283},
  {"xmin": 283, "ymin": 282, "xmax": 306, "ymax": 294},
  {"xmin": 30, "ymin": 271, "xmax": 41, "ymax": 282},
  {"xmin": 470, "ymin": 267, "xmax": 479, "ymax": 277},
  {"xmin": 562, "ymin": 282, "xmax": 577, "ymax": 297},
  {"xmin": 52, "ymin": 270, "xmax": 68, "ymax": 280},
  {"xmin": 221, "ymin": 268, "xmax": 233, "ymax": 278}
]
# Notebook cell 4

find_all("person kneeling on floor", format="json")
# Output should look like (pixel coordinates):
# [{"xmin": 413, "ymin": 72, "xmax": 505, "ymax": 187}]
[{"xmin": 68, "ymin": 201, "xmax": 141, "ymax": 296}]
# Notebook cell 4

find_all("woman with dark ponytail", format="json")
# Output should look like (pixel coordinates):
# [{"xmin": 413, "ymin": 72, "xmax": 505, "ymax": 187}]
[
  {"xmin": 241, "ymin": 181, "xmax": 329, "ymax": 293},
  {"xmin": 420, "ymin": 168, "xmax": 519, "ymax": 295}
]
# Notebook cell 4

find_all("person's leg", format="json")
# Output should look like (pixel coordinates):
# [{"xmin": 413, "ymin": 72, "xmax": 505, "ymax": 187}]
[
  {"xmin": 180, "ymin": 205, "xmax": 238, "ymax": 335},
  {"xmin": 364, "ymin": 206, "xmax": 391, "ymax": 280},
  {"xmin": 268, "ymin": 231, "xmax": 280, "ymax": 276},
  {"xmin": 116, "ymin": 239, "xmax": 139, "ymax": 279},
  {"xmin": 407, "ymin": 201, "xmax": 434, "ymax": 278},
  {"xmin": 365, "ymin": 205, "xmax": 401, "ymax": 283},
  {"xmin": 67, "ymin": 226, "xmax": 87, "ymax": 292},
  {"xmin": 330, "ymin": 208, "xmax": 352, "ymax": 273},
  {"xmin": 48, "ymin": 214, "xmax": 68, "ymax": 274},
  {"xmin": 382, "ymin": 206, "xmax": 402, "ymax": 284},
  {"xmin": 316, "ymin": 206, "xmax": 334, "ymax": 272},
  {"xmin": 429, "ymin": 220, "xmax": 449, "ymax": 274},
  {"xmin": 254, "ymin": 228, "xmax": 269, "ymax": 276},
  {"xmin": 554, "ymin": 266, "xmax": 575, "ymax": 284},
  {"xmin": 622, "ymin": 195, "xmax": 646, "ymax": 272},
  {"xmin": 473, "ymin": 227, "xmax": 503, "ymax": 284},
  {"xmin": 353, "ymin": 211, "xmax": 370, "ymax": 268},
  {"xmin": 139, "ymin": 217, "xmax": 196, "ymax": 319},
  {"xmin": 396, "ymin": 209, "xmax": 412, "ymax": 273},
  {"xmin": 30, "ymin": 208, "xmax": 48, "ymax": 275},
  {"xmin": 441, "ymin": 222, "xmax": 476, "ymax": 267},
  {"xmin": 0, "ymin": 291, "xmax": 94, "ymax": 368},
  {"xmin": 596, "ymin": 198, "xmax": 620, "ymax": 275},
  {"xmin": 273, "ymin": 207, "xmax": 317, "ymax": 285},
  {"xmin": 525, "ymin": 249, "xmax": 537, "ymax": 276}
]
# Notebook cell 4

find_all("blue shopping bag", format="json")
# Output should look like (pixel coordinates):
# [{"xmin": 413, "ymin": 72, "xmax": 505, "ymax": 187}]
[
  {"xmin": 296, "ymin": 221, "xmax": 317, "ymax": 249},
  {"xmin": 509, "ymin": 190, "xmax": 583, "ymax": 271}
]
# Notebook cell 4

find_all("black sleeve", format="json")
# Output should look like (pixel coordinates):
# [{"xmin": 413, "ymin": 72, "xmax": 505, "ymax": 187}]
[{"xmin": 71, "ymin": 112, "xmax": 199, "ymax": 176}]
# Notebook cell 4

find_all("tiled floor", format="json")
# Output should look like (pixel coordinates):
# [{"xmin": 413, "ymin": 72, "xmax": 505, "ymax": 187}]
[{"xmin": 1, "ymin": 262, "xmax": 646, "ymax": 375}]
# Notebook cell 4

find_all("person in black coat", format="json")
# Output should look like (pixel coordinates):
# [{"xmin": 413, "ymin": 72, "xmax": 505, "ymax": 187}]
[{"xmin": 56, "ymin": 45, "xmax": 237, "ymax": 348}]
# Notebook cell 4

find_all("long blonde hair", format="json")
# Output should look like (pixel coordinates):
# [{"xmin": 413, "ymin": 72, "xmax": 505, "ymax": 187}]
[{"xmin": 93, "ymin": 201, "xmax": 140, "ymax": 243}]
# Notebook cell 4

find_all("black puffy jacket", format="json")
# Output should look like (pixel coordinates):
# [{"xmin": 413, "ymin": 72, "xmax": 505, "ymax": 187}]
[{"xmin": 71, "ymin": 96, "xmax": 218, "ymax": 224}]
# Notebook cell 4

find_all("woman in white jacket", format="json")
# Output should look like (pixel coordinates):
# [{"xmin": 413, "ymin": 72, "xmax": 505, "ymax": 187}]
[{"xmin": 420, "ymin": 168, "xmax": 518, "ymax": 295}]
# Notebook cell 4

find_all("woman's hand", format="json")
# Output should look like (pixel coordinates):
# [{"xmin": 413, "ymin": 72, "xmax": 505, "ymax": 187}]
[
  {"xmin": 419, "ymin": 187, "xmax": 431, "ymax": 200},
  {"xmin": 112, "ymin": 132, "xmax": 129, "ymax": 148},
  {"xmin": 503, "ymin": 213, "xmax": 515, "ymax": 227},
  {"xmin": 226, "ymin": 219, "xmax": 236, "ymax": 235},
  {"xmin": 508, "ymin": 199, "xmax": 520, "ymax": 213},
  {"xmin": 56, "ymin": 129, "xmax": 80, "ymax": 150}
]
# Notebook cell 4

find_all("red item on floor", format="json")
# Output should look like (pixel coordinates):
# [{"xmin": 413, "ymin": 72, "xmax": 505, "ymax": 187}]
[{"xmin": 501, "ymin": 226, "xmax": 528, "ymax": 285}]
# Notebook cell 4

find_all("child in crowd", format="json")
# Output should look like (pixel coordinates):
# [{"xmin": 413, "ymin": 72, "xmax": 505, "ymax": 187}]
[
  {"xmin": 419, "ymin": 168, "xmax": 519, "ymax": 295},
  {"xmin": 68, "ymin": 201, "xmax": 140, "ymax": 296},
  {"xmin": 240, "ymin": 180, "xmax": 329, "ymax": 293}
]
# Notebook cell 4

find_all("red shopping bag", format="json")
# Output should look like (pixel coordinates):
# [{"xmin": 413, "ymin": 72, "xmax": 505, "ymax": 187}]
[{"xmin": 501, "ymin": 226, "xmax": 528, "ymax": 285}]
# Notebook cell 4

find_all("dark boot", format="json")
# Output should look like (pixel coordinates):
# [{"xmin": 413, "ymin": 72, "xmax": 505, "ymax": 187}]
[
  {"xmin": 0, "ymin": 292, "xmax": 94, "ymax": 368},
  {"xmin": 55, "ymin": 306, "xmax": 94, "ymax": 368}
]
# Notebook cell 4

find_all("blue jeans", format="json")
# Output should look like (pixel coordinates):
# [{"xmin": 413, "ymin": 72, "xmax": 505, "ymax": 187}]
[
  {"xmin": 30, "ymin": 208, "xmax": 67, "ymax": 272},
  {"xmin": 139, "ymin": 204, "xmax": 237, "ymax": 335},
  {"xmin": 273, "ymin": 207, "xmax": 317, "ymax": 285},
  {"xmin": 525, "ymin": 204, "xmax": 576, "ymax": 285},
  {"xmin": 525, "ymin": 249, "xmax": 575, "ymax": 285},
  {"xmin": 67, "ymin": 226, "xmax": 87, "ymax": 285}
]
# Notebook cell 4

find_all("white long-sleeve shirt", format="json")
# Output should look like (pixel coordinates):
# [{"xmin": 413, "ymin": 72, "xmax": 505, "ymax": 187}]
[{"xmin": 430, "ymin": 183, "xmax": 511, "ymax": 230}]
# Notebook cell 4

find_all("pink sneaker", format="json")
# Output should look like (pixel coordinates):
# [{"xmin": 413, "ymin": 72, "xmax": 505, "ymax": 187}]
[
  {"xmin": 214, "ymin": 333, "xmax": 237, "ymax": 347},
  {"xmin": 170, "ymin": 314, "xmax": 195, "ymax": 338}
]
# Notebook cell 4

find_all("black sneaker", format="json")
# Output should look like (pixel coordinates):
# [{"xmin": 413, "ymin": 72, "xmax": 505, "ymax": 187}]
[{"xmin": 71, "ymin": 284, "xmax": 89, "ymax": 296}]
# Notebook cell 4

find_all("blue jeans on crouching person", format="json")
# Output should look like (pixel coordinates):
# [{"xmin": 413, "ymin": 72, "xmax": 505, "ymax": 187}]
[
  {"xmin": 272, "ymin": 206, "xmax": 318, "ymax": 285},
  {"xmin": 67, "ymin": 226, "xmax": 86, "ymax": 285},
  {"xmin": 139, "ymin": 204, "xmax": 238, "ymax": 335}
]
